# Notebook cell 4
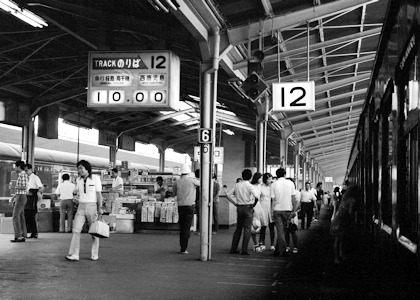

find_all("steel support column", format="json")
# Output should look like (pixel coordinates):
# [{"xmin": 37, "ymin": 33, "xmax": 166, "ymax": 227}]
[
  {"xmin": 294, "ymin": 142, "xmax": 301, "ymax": 188},
  {"xmin": 199, "ymin": 27, "xmax": 220, "ymax": 262},
  {"xmin": 109, "ymin": 146, "xmax": 117, "ymax": 168},
  {"xmin": 303, "ymin": 152, "xmax": 309, "ymax": 189},
  {"xmin": 310, "ymin": 158, "xmax": 315, "ymax": 183},
  {"xmin": 279, "ymin": 139, "xmax": 287, "ymax": 169},
  {"xmin": 158, "ymin": 146, "xmax": 166, "ymax": 172},
  {"xmin": 257, "ymin": 116, "xmax": 266, "ymax": 173},
  {"xmin": 22, "ymin": 119, "xmax": 35, "ymax": 166}
]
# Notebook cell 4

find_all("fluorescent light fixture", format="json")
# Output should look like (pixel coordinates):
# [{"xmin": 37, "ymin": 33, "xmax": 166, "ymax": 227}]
[
  {"xmin": 223, "ymin": 129, "xmax": 235, "ymax": 136},
  {"xmin": 0, "ymin": 0, "xmax": 47, "ymax": 28}
]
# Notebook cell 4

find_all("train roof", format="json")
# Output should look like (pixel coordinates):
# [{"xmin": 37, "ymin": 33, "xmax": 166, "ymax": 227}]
[{"xmin": 0, "ymin": 127, "xmax": 179, "ymax": 172}]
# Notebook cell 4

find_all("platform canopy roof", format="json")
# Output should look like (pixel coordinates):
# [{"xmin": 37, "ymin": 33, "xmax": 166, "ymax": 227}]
[{"xmin": 0, "ymin": 0, "xmax": 389, "ymax": 182}]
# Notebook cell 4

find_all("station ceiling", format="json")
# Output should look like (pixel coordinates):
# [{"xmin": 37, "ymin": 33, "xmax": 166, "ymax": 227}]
[{"xmin": 0, "ymin": 0, "xmax": 389, "ymax": 182}]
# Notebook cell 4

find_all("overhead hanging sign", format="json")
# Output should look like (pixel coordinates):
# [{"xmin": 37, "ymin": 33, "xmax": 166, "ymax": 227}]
[
  {"xmin": 194, "ymin": 146, "xmax": 224, "ymax": 164},
  {"xmin": 272, "ymin": 81, "xmax": 315, "ymax": 111},
  {"xmin": 87, "ymin": 51, "xmax": 180, "ymax": 111}
]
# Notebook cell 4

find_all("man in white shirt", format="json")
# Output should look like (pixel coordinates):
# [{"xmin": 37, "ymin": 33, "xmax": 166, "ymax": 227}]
[
  {"xmin": 172, "ymin": 164, "xmax": 200, "ymax": 254},
  {"xmin": 154, "ymin": 176, "xmax": 168, "ymax": 194},
  {"xmin": 227, "ymin": 169, "xmax": 260, "ymax": 255},
  {"xmin": 270, "ymin": 168, "xmax": 296, "ymax": 257},
  {"xmin": 55, "ymin": 173, "xmax": 76, "ymax": 233},
  {"xmin": 66, "ymin": 160, "xmax": 103, "ymax": 261},
  {"xmin": 111, "ymin": 168, "xmax": 124, "ymax": 194},
  {"xmin": 24, "ymin": 163, "xmax": 43, "ymax": 239},
  {"xmin": 310, "ymin": 182, "xmax": 319, "ymax": 221},
  {"xmin": 300, "ymin": 182, "xmax": 317, "ymax": 229}
]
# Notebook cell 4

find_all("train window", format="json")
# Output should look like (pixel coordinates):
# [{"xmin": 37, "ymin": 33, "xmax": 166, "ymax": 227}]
[
  {"xmin": 381, "ymin": 108, "xmax": 393, "ymax": 227},
  {"xmin": 404, "ymin": 57, "xmax": 420, "ymax": 116},
  {"xmin": 399, "ymin": 127, "xmax": 418, "ymax": 242},
  {"xmin": 371, "ymin": 119, "xmax": 380, "ymax": 224}
]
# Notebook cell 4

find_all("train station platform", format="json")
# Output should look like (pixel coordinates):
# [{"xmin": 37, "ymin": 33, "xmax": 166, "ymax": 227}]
[{"xmin": 1, "ymin": 206, "xmax": 419, "ymax": 300}]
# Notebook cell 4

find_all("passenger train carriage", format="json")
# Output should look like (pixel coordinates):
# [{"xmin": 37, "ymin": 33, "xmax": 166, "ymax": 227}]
[{"xmin": 346, "ymin": 0, "xmax": 420, "ymax": 269}]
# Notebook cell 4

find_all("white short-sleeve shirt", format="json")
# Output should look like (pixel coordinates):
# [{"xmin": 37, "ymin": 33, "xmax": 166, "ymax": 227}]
[
  {"xmin": 55, "ymin": 181, "xmax": 76, "ymax": 200},
  {"xmin": 76, "ymin": 175, "xmax": 102, "ymax": 204},
  {"xmin": 27, "ymin": 173, "xmax": 43, "ymax": 191},
  {"xmin": 112, "ymin": 176, "xmax": 124, "ymax": 192},
  {"xmin": 270, "ymin": 177, "xmax": 296, "ymax": 211}
]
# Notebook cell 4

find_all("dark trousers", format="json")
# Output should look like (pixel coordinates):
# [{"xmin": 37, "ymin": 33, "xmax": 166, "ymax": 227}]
[
  {"xmin": 212, "ymin": 201, "xmax": 219, "ymax": 232},
  {"xmin": 300, "ymin": 202, "xmax": 314, "ymax": 229},
  {"xmin": 231, "ymin": 205, "xmax": 253, "ymax": 253},
  {"xmin": 273, "ymin": 211, "xmax": 291, "ymax": 254},
  {"xmin": 178, "ymin": 205, "xmax": 195, "ymax": 252},
  {"xmin": 25, "ymin": 189, "xmax": 38, "ymax": 235},
  {"xmin": 24, "ymin": 209, "xmax": 37, "ymax": 234},
  {"xmin": 285, "ymin": 225, "xmax": 297, "ymax": 248}
]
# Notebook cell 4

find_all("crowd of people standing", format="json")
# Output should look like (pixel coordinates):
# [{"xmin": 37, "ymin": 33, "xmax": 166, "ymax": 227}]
[
  {"xmin": 224, "ymin": 167, "xmax": 329, "ymax": 257},
  {"xmin": 222, "ymin": 167, "xmax": 354, "ymax": 258},
  {"xmin": 9, "ymin": 160, "xmax": 354, "ymax": 264}
]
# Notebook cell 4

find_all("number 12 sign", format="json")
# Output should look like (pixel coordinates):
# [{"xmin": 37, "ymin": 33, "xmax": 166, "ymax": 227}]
[{"xmin": 272, "ymin": 81, "xmax": 315, "ymax": 112}]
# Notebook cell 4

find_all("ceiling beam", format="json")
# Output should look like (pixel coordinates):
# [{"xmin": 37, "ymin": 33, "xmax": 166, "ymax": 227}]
[
  {"xmin": 0, "ymin": 32, "xmax": 66, "ymax": 55},
  {"xmin": 290, "ymin": 111, "xmax": 359, "ymax": 131},
  {"xmin": 315, "ymin": 73, "xmax": 371, "ymax": 94},
  {"xmin": 117, "ymin": 108, "xmax": 196, "ymax": 135},
  {"xmin": 266, "ymin": 55, "xmax": 375, "ymax": 84},
  {"xmin": 150, "ymin": 125, "xmax": 200, "ymax": 144},
  {"xmin": 216, "ymin": 119, "xmax": 255, "ymax": 132},
  {"xmin": 268, "ymin": 28, "xmax": 379, "ymax": 65},
  {"xmin": 0, "ymin": 86, "xmax": 34, "ymax": 98},
  {"xmin": 322, "ymin": 164, "xmax": 349, "ymax": 171},
  {"xmin": 315, "ymin": 88, "xmax": 367, "ymax": 106},
  {"xmin": 306, "ymin": 141, "xmax": 353, "ymax": 154},
  {"xmin": 227, "ymin": 0, "xmax": 380, "ymax": 46},
  {"xmin": 166, "ymin": 134, "xmax": 198, "ymax": 148},
  {"xmin": 31, "ymin": 87, "xmax": 87, "ymax": 116},
  {"xmin": 293, "ymin": 116, "xmax": 359, "ymax": 134},
  {"xmin": 285, "ymin": 100, "xmax": 363, "ymax": 122},
  {"xmin": 172, "ymin": 1, "xmax": 210, "ymax": 44},
  {"xmin": 174, "ymin": 1, "xmax": 246, "ymax": 78},
  {"xmin": 304, "ymin": 131, "xmax": 355, "ymax": 146},
  {"xmin": 296, "ymin": 123, "xmax": 357, "ymax": 140},
  {"xmin": 140, "ymin": 117, "xmax": 200, "ymax": 134},
  {"xmin": 0, "ymin": 63, "xmax": 86, "ymax": 90},
  {"xmin": 216, "ymin": 111, "xmax": 255, "ymax": 127},
  {"xmin": 312, "ymin": 147, "xmax": 352, "ymax": 158},
  {"xmin": 320, "ymin": 163, "xmax": 349, "ymax": 172}
]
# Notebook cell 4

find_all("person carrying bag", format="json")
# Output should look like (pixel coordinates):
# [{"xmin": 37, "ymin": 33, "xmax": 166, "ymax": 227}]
[{"xmin": 88, "ymin": 216, "xmax": 110, "ymax": 238}]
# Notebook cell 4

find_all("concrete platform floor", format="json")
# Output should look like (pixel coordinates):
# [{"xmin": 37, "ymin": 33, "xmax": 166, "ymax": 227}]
[{"xmin": 1, "ymin": 207, "xmax": 419, "ymax": 300}]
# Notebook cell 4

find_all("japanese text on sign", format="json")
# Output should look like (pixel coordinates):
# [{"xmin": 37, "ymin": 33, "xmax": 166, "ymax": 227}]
[
  {"xmin": 92, "ymin": 58, "xmax": 147, "ymax": 69},
  {"xmin": 87, "ymin": 51, "xmax": 180, "ymax": 111}
]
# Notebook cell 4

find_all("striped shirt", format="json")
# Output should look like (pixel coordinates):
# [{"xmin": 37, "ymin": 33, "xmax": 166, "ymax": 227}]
[{"xmin": 16, "ymin": 171, "xmax": 28, "ymax": 195}]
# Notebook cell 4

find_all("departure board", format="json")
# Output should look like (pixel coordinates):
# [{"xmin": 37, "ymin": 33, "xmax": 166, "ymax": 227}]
[{"xmin": 87, "ymin": 51, "xmax": 180, "ymax": 111}]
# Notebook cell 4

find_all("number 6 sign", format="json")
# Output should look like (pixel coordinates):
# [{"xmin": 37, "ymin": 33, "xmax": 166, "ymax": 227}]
[
  {"xmin": 198, "ymin": 128, "xmax": 213, "ymax": 143},
  {"xmin": 272, "ymin": 81, "xmax": 315, "ymax": 112}
]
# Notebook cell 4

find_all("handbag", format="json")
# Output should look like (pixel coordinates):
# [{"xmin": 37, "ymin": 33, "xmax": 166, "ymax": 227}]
[{"xmin": 88, "ymin": 220, "xmax": 110, "ymax": 238}]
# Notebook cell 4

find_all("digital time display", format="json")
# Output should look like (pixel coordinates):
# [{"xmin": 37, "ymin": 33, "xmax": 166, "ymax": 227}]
[{"xmin": 87, "ymin": 51, "xmax": 180, "ymax": 111}]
